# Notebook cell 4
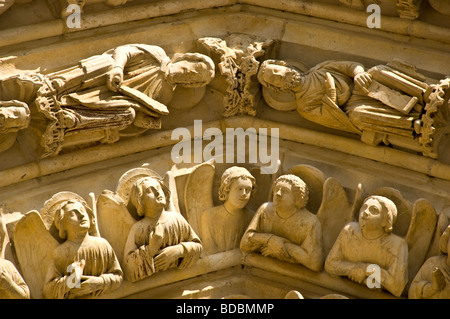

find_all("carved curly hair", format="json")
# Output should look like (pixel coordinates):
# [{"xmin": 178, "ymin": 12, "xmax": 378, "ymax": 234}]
[
  {"xmin": 273, "ymin": 174, "xmax": 309, "ymax": 209},
  {"xmin": 218, "ymin": 166, "xmax": 256, "ymax": 202}
]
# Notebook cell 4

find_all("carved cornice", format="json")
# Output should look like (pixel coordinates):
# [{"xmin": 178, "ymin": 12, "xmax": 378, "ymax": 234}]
[
  {"xmin": 1, "ymin": 0, "xmax": 450, "ymax": 50},
  {"xmin": 2, "ymin": 116, "xmax": 450, "ymax": 192}
]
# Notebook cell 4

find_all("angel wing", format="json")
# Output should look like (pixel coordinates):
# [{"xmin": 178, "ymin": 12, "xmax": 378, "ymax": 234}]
[
  {"xmin": 371, "ymin": 187, "xmax": 438, "ymax": 283},
  {"xmin": 13, "ymin": 210, "xmax": 58, "ymax": 299},
  {"xmin": 405, "ymin": 198, "xmax": 437, "ymax": 283},
  {"xmin": 350, "ymin": 182, "xmax": 367, "ymax": 222},
  {"xmin": 427, "ymin": 207, "xmax": 450, "ymax": 258},
  {"xmin": 316, "ymin": 177, "xmax": 353, "ymax": 256},
  {"xmin": 96, "ymin": 190, "xmax": 136, "ymax": 263},
  {"xmin": 163, "ymin": 169, "xmax": 180, "ymax": 214},
  {"xmin": 184, "ymin": 161, "xmax": 215, "ymax": 238},
  {"xmin": 287, "ymin": 164, "xmax": 326, "ymax": 214}
]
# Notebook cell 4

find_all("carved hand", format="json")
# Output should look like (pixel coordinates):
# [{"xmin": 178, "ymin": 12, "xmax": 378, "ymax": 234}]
[
  {"xmin": 107, "ymin": 67, "xmax": 124, "ymax": 92},
  {"xmin": 354, "ymin": 72, "xmax": 373, "ymax": 93},
  {"xmin": 347, "ymin": 265, "xmax": 367, "ymax": 284},
  {"xmin": 261, "ymin": 236, "xmax": 290, "ymax": 260},
  {"xmin": 154, "ymin": 245, "xmax": 184, "ymax": 271},
  {"xmin": 70, "ymin": 275, "xmax": 105, "ymax": 296},
  {"xmin": 431, "ymin": 267, "xmax": 446, "ymax": 292}
]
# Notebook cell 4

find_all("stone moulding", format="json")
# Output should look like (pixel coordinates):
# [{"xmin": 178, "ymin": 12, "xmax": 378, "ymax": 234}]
[
  {"xmin": 101, "ymin": 249, "xmax": 243, "ymax": 299},
  {"xmin": 2, "ymin": 0, "xmax": 450, "ymax": 50},
  {"xmin": 2, "ymin": 116, "xmax": 450, "ymax": 191},
  {"xmin": 100, "ymin": 249, "xmax": 400, "ymax": 299}
]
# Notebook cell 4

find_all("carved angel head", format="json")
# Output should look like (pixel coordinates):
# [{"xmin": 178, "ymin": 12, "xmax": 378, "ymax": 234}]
[
  {"xmin": 218, "ymin": 166, "xmax": 256, "ymax": 209},
  {"xmin": 130, "ymin": 176, "xmax": 171, "ymax": 217},
  {"xmin": 166, "ymin": 53, "xmax": 215, "ymax": 88},
  {"xmin": 359, "ymin": 195, "xmax": 398, "ymax": 235},
  {"xmin": 39, "ymin": 192, "xmax": 99, "ymax": 242},
  {"xmin": 53, "ymin": 200, "xmax": 91, "ymax": 241},
  {"xmin": 273, "ymin": 174, "xmax": 309, "ymax": 212}
]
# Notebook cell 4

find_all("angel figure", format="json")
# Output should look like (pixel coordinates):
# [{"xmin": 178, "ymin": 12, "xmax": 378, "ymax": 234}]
[
  {"xmin": 409, "ymin": 224, "xmax": 450, "ymax": 299},
  {"xmin": 96, "ymin": 167, "xmax": 202, "ymax": 283},
  {"xmin": 257, "ymin": 58, "xmax": 450, "ymax": 158},
  {"xmin": 0, "ymin": 215, "xmax": 30, "ymax": 299},
  {"xmin": 199, "ymin": 166, "xmax": 256, "ymax": 255},
  {"xmin": 325, "ymin": 195, "xmax": 409, "ymax": 297},
  {"xmin": 13, "ymin": 192, "xmax": 123, "ymax": 299},
  {"xmin": 240, "ymin": 174, "xmax": 324, "ymax": 272}
]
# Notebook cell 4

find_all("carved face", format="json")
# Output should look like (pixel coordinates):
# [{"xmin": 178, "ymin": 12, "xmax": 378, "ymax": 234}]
[
  {"xmin": 141, "ymin": 178, "xmax": 167, "ymax": 216},
  {"xmin": 359, "ymin": 197, "xmax": 385, "ymax": 234},
  {"xmin": 273, "ymin": 180, "xmax": 297, "ymax": 217},
  {"xmin": 261, "ymin": 63, "xmax": 297, "ymax": 90},
  {"xmin": 0, "ymin": 107, "xmax": 30, "ymax": 132},
  {"xmin": 226, "ymin": 177, "xmax": 253, "ymax": 209},
  {"xmin": 167, "ymin": 61, "xmax": 210, "ymax": 87},
  {"xmin": 63, "ymin": 201, "xmax": 90, "ymax": 235}
]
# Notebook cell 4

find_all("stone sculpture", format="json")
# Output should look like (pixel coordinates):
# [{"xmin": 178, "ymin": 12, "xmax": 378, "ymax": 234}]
[
  {"xmin": 257, "ymin": 58, "xmax": 449, "ymax": 159},
  {"xmin": 240, "ymin": 174, "xmax": 324, "ymax": 272},
  {"xmin": 198, "ymin": 34, "xmax": 274, "ymax": 117},
  {"xmin": 324, "ymin": 195, "xmax": 409, "ymax": 297},
  {"xmin": 12, "ymin": 192, "xmax": 123, "ymax": 299},
  {"xmin": 199, "ymin": 166, "xmax": 256, "ymax": 255},
  {"xmin": 0, "ymin": 215, "xmax": 30, "ymax": 299},
  {"xmin": 0, "ymin": 100, "xmax": 31, "ymax": 153},
  {"xmin": 409, "ymin": 224, "xmax": 450, "ymax": 299},
  {"xmin": 286, "ymin": 164, "xmax": 356, "ymax": 257},
  {"xmin": 0, "ymin": 44, "xmax": 215, "ymax": 157},
  {"xmin": 96, "ymin": 167, "xmax": 202, "ymax": 283}
]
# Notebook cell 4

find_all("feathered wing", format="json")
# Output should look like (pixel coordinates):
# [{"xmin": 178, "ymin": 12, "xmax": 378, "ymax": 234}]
[
  {"xmin": 184, "ymin": 162, "xmax": 215, "ymax": 238},
  {"xmin": 163, "ymin": 170, "xmax": 180, "ymax": 214},
  {"xmin": 405, "ymin": 198, "xmax": 437, "ymax": 283},
  {"xmin": 96, "ymin": 190, "xmax": 136, "ymax": 263},
  {"xmin": 316, "ymin": 177, "xmax": 353, "ymax": 256},
  {"xmin": 350, "ymin": 182, "xmax": 366, "ymax": 222},
  {"xmin": 427, "ymin": 207, "xmax": 450, "ymax": 258},
  {"xmin": 13, "ymin": 210, "xmax": 58, "ymax": 299},
  {"xmin": 287, "ymin": 164, "xmax": 326, "ymax": 214}
]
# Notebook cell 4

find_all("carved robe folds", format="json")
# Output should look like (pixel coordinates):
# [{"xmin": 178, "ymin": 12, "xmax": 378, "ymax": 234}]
[{"xmin": 123, "ymin": 211, "xmax": 202, "ymax": 282}]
